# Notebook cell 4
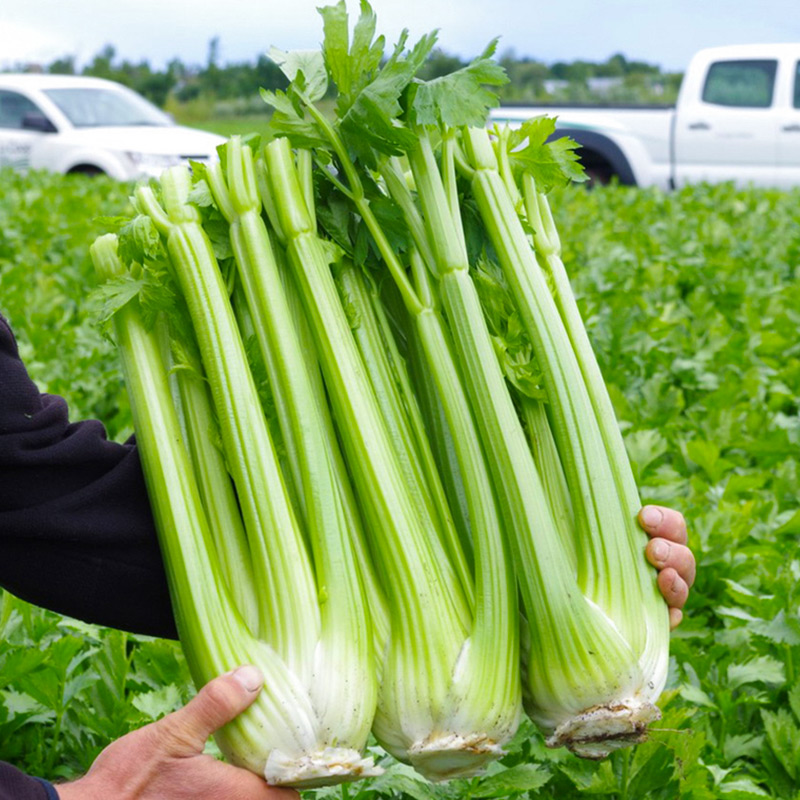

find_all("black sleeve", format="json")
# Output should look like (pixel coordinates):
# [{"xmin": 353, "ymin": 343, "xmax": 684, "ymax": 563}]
[
  {"xmin": 0, "ymin": 314, "xmax": 177, "ymax": 639},
  {"xmin": 0, "ymin": 761, "xmax": 54, "ymax": 800}
]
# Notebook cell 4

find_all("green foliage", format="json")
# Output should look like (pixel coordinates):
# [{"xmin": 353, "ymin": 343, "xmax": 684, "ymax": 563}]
[
  {"xmin": 0, "ymin": 168, "xmax": 134, "ymax": 438},
  {"xmin": 0, "ymin": 592, "xmax": 191, "ymax": 779},
  {"xmin": 1, "ymin": 170, "xmax": 799, "ymax": 796}
]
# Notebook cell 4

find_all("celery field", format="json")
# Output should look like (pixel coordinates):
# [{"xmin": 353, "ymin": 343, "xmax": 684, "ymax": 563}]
[{"xmin": 1, "ymin": 168, "xmax": 799, "ymax": 797}]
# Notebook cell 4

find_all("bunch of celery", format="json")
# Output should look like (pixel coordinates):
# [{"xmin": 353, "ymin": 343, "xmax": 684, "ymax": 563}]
[{"xmin": 90, "ymin": 0, "xmax": 669, "ymax": 786}]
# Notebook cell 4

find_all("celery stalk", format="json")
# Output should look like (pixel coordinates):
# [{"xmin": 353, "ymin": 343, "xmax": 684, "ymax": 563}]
[
  {"xmin": 273, "ymin": 118, "xmax": 521, "ymax": 773},
  {"xmin": 90, "ymin": 235, "xmax": 336, "ymax": 783},
  {"xmin": 126, "ymin": 167, "xmax": 380, "ymax": 785},
  {"xmin": 263, "ymin": 136, "xmax": 518, "ymax": 780},
  {"xmin": 461, "ymin": 125, "xmax": 669, "ymax": 757}
]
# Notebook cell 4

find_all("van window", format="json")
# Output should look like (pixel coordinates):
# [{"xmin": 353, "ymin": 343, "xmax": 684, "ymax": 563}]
[{"xmin": 702, "ymin": 60, "xmax": 777, "ymax": 108}]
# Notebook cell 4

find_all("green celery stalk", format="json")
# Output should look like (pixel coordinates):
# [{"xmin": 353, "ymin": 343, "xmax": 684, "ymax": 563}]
[
  {"xmin": 256, "ymin": 155, "xmax": 391, "ymax": 654},
  {"xmin": 170, "ymin": 330, "xmax": 261, "ymax": 633},
  {"xmin": 90, "ymin": 234, "xmax": 332, "ymax": 781},
  {"xmin": 279, "ymin": 117, "xmax": 521, "ymax": 775},
  {"xmin": 263, "ymin": 136, "xmax": 516, "ymax": 781},
  {"xmin": 461, "ymin": 125, "xmax": 669, "ymax": 756},
  {"xmin": 203, "ymin": 138, "xmax": 378, "ymax": 784},
  {"xmin": 131, "ymin": 168, "xmax": 379, "ymax": 786},
  {"xmin": 333, "ymin": 258, "xmax": 474, "ymax": 611}
]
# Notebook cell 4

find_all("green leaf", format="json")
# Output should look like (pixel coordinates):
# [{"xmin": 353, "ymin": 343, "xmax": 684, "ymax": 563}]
[
  {"xmin": 412, "ymin": 39, "xmax": 508, "ymax": 128},
  {"xmin": 86, "ymin": 276, "xmax": 143, "ymax": 330},
  {"xmin": 369, "ymin": 763, "xmax": 444, "ymax": 800},
  {"xmin": 268, "ymin": 47, "xmax": 328, "ymax": 103},
  {"xmin": 751, "ymin": 610, "xmax": 800, "ymax": 646},
  {"xmin": 706, "ymin": 764, "xmax": 733, "ymax": 786},
  {"xmin": 339, "ymin": 57, "xmax": 422, "ymax": 160},
  {"xmin": 762, "ymin": 708, "xmax": 800, "ymax": 780},
  {"xmin": 118, "ymin": 214, "xmax": 164, "ymax": 266},
  {"xmin": 728, "ymin": 656, "xmax": 786, "ymax": 688},
  {"xmin": 774, "ymin": 508, "xmax": 800, "ymax": 535},
  {"xmin": 503, "ymin": 118, "xmax": 586, "ymax": 190},
  {"xmin": 132, "ymin": 683, "xmax": 183, "ymax": 721},
  {"xmin": 558, "ymin": 758, "xmax": 617, "ymax": 793},
  {"xmin": 0, "ymin": 649, "xmax": 49, "ymax": 688},
  {"xmin": 722, "ymin": 733, "xmax": 764, "ymax": 764},
  {"xmin": 319, "ymin": 0, "xmax": 385, "ymax": 116},
  {"xmin": 625, "ymin": 428, "xmax": 669, "ymax": 482},
  {"xmin": 187, "ymin": 178, "xmax": 215, "ymax": 209},
  {"xmin": 260, "ymin": 89, "xmax": 331, "ymax": 151},
  {"xmin": 679, "ymin": 682, "xmax": 718, "ymax": 709},
  {"xmin": 718, "ymin": 777, "xmax": 770, "ymax": 798},
  {"xmin": 789, "ymin": 681, "xmax": 800, "ymax": 723},
  {"xmin": 473, "ymin": 762, "xmax": 551, "ymax": 797},
  {"xmin": 685, "ymin": 437, "xmax": 722, "ymax": 480}
]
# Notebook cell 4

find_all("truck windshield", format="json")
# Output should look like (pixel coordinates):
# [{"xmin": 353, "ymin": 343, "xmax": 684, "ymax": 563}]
[{"xmin": 42, "ymin": 87, "xmax": 171, "ymax": 128}]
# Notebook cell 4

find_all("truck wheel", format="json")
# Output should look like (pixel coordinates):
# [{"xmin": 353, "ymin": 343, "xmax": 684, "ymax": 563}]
[
  {"xmin": 584, "ymin": 165, "xmax": 613, "ymax": 186},
  {"xmin": 67, "ymin": 165, "xmax": 106, "ymax": 176},
  {"xmin": 579, "ymin": 151, "xmax": 615, "ymax": 186},
  {"xmin": 551, "ymin": 129, "xmax": 637, "ymax": 186}
]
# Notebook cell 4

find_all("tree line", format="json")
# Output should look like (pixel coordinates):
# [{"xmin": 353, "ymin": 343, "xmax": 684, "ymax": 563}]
[{"xmin": 36, "ymin": 40, "xmax": 682, "ymax": 113}]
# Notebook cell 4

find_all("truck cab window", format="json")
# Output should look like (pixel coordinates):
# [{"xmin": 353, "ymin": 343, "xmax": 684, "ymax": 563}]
[
  {"xmin": 702, "ymin": 60, "xmax": 777, "ymax": 108},
  {"xmin": 0, "ymin": 90, "xmax": 43, "ymax": 129},
  {"xmin": 794, "ymin": 61, "xmax": 800, "ymax": 109}
]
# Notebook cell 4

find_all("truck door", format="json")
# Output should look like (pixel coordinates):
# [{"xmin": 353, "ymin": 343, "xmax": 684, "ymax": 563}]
[
  {"xmin": 0, "ymin": 90, "xmax": 52, "ymax": 170},
  {"xmin": 674, "ymin": 59, "xmax": 778, "ymax": 187},
  {"xmin": 775, "ymin": 60, "xmax": 800, "ymax": 188}
]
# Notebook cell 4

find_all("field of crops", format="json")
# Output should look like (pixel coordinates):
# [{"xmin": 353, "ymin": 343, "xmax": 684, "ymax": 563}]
[{"xmin": 1, "ymin": 167, "xmax": 798, "ymax": 798}]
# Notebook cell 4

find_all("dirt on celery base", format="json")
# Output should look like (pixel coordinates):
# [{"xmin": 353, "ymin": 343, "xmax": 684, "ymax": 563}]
[
  {"xmin": 545, "ymin": 700, "xmax": 661, "ymax": 760},
  {"xmin": 408, "ymin": 732, "xmax": 507, "ymax": 781},
  {"xmin": 264, "ymin": 748, "xmax": 383, "ymax": 788}
]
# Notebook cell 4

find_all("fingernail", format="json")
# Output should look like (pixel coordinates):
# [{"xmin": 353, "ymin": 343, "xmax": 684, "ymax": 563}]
[
  {"xmin": 641, "ymin": 505, "xmax": 663, "ymax": 529},
  {"xmin": 651, "ymin": 540, "xmax": 669, "ymax": 563},
  {"xmin": 232, "ymin": 665, "xmax": 264, "ymax": 693}
]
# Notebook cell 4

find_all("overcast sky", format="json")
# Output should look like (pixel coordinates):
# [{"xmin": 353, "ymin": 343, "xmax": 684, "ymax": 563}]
[{"xmin": 2, "ymin": 0, "xmax": 799, "ymax": 73}]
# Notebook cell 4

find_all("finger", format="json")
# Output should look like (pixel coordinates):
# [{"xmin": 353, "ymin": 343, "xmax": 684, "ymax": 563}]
[
  {"xmin": 639, "ymin": 505, "xmax": 688, "ymax": 545},
  {"xmin": 646, "ymin": 539, "xmax": 696, "ymax": 587},
  {"xmin": 657, "ymin": 568, "xmax": 689, "ymax": 610},
  {"xmin": 669, "ymin": 608, "xmax": 683, "ymax": 630},
  {"xmin": 157, "ymin": 665, "xmax": 264, "ymax": 754},
  {"xmin": 204, "ymin": 760, "xmax": 301, "ymax": 800}
]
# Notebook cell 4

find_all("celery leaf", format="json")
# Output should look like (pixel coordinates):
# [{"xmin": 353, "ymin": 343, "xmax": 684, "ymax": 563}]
[
  {"xmin": 505, "ymin": 117, "xmax": 587, "ymax": 190},
  {"xmin": 412, "ymin": 40, "xmax": 508, "ymax": 128}
]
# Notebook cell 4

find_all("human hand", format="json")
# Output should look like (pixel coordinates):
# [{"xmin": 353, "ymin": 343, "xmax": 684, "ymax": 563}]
[
  {"xmin": 638, "ymin": 505, "xmax": 696, "ymax": 630},
  {"xmin": 56, "ymin": 666, "xmax": 298, "ymax": 800}
]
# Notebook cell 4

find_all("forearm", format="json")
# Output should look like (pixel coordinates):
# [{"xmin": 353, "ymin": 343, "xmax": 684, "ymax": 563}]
[{"xmin": 0, "ymin": 313, "xmax": 176, "ymax": 638}]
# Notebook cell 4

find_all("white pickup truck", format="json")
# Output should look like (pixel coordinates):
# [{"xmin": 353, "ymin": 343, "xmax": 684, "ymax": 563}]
[
  {"xmin": 0, "ymin": 74, "xmax": 225, "ymax": 179},
  {"xmin": 490, "ymin": 44, "xmax": 800, "ymax": 189}
]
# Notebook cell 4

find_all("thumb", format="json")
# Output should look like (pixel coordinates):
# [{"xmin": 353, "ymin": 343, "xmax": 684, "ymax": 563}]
[{"xmin": 158, "ymin": 665, "xmax": 264, "ymax": 755}]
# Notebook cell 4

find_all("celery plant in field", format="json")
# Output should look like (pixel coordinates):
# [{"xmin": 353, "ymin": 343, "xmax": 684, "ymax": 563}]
[
  {"xmin": 259, "ymin": 134, "xmax": 520, "ymax": 779},
  {"xmin": 261, "ymin": 0, "xmax": 669, "ymax": 760},
  {"xmin": 90, "ymin": 163, "xmax": 378, "ymax": 786}
]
